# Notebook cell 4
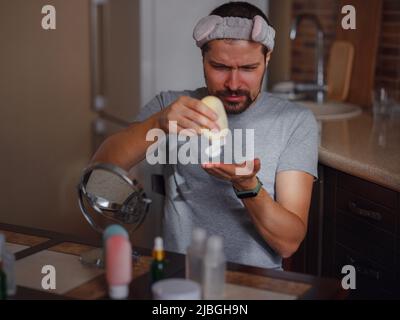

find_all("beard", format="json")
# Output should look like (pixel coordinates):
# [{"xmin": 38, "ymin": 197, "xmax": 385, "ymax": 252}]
[
  {"xmin": 204, "ymin": 69, "xmax": 265, "ymax": 115},
  {"xmin": 214, "ymin": 89, "xmax": 254, "ymax": 114}
]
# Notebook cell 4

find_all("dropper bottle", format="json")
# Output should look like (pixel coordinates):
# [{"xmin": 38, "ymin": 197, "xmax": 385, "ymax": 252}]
[{"xmin": 151, "ymin": 237, "xmax": 166, "ymax": 284}]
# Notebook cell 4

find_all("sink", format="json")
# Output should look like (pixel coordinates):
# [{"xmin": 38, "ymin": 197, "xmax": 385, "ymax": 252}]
[{"xmin": 297, "ymin": 100, "xmax": 362, "ymax": 121}]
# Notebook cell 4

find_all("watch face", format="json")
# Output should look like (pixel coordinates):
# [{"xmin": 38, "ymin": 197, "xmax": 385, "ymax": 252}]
[
  {"xmin": 233, "ymin": 177, "xmax": 262, "ymax": 199},
  {"xmin": 234, "ymin": 177, "xmax": 262, "ymax": 199},
  {"xmin": 238, "ymin": 191, "xmax": 257, "ymax": 199}
]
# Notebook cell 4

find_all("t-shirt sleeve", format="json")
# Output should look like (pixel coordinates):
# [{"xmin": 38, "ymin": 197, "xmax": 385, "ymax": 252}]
[
  {"xmin": 276, "ymin": 109, "xmax": 319, "ymax": 179},
  {"xmin": 134, "ymin": 94, "xmax": 164, "ymax": 122}
]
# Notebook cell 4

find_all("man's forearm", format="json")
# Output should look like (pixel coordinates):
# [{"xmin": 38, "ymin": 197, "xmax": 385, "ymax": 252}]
[
  {"xmin": 91, "ymin": 112, "xmax": 162, "ymax": 171},
  {"xmin": 238, "ymin": 182, "xmax": 307, "ymax": 258}
]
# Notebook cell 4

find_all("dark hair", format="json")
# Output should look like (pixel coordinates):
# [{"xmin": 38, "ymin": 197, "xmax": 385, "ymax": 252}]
[{"xmin": 201, "ymin": 1, "xmax": 272, "ymax": 57}]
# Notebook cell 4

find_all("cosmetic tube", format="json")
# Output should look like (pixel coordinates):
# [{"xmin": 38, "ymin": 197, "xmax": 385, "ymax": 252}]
[{"xmin": 106, "ymin": 235, "xmax": 132, "ymax": 299}]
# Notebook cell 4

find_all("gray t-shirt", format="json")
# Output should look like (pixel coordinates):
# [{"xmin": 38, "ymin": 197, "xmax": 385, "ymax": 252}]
[{"xmin": 136, "ymin": 87, "xmax": 318, "ymax": 269}]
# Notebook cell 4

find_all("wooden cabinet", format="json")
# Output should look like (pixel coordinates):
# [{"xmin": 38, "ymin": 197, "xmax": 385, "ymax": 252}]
[
  {"xmin": 323, "ymin": 166, "xmax": 399, "ymax": 298},
  {"xmin": 285, "ymin": 165, "xmax": 400, "ymax": 299}
]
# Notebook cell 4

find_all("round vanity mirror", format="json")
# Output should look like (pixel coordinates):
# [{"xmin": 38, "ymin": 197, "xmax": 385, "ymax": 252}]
[{"xmin": 77, "ymin": 162, "xmax": 151, "ymax": 267}]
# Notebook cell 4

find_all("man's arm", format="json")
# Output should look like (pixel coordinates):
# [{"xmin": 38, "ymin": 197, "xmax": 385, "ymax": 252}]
[
  {"xmin": 91, "ymin": 96, "xmax": 219, "ymax": 171},
  {"xmin": 235, "ymin": 170, "xmax": 314, "ymax": 258},
  {"xmin": 202, "ymin": 161, "xmax": 314, "ymax": 258},
  {"xmin": 90, "ymin": 112, "xmax": 162, "ymax": 171}
]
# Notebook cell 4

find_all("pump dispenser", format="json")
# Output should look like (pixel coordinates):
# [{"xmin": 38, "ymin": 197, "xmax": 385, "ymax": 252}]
[
  {"xmin": 202, "ymin": 235, "xmax": 226, "ymax": 300},
  {"xmin": 185, "ymin": 227, "xmax": 207, "ymax": 284}
]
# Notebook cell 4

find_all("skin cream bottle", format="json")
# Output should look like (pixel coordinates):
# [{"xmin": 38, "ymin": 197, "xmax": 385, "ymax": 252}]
[
  {"xmin": 202, "ymin": 235, "xmax": 226, "ymax": 300},
  {"xmin": 201, "ymin": 96, "xmax": 229, "ymax": 158},
  {"xmin": 105, "ymin": 235, "xmax": 132, "ymax": 299},
  {"xmin": 185, "ymin": 227, "xmax": 207, "ymax": 284}
]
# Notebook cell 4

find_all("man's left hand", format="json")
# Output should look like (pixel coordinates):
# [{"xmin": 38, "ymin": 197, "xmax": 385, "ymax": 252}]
[{"xmin": 201, "ymin": 158, "xmax": 261, "ymax": 190}]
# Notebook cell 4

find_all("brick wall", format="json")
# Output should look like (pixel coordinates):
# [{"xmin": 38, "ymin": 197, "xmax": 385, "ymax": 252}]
[
  {"xmin": 291, "ymin": 0, "xmax": 400, "ymax": 101},
  {"xmin": 290, "ymin": 0, "xmax": 340, "ymax": 83},
  {"xmin": 375, "ymin": 0, "xmax": 400, "ymax": 100}
]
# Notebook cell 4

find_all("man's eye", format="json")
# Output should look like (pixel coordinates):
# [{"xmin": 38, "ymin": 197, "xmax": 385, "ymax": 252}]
[
  {"xmin": 213, "ymin": 65, "xmax": 229, "ymax": 70},
  {"xmin": 241, "ymin": 67, "xmax": 257, "ymax": 71}
]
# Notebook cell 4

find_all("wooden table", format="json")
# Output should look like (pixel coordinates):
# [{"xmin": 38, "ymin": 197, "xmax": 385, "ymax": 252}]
[{"xmin": 0, "ymin": 223, "xmax": 346, "ymax": 300}]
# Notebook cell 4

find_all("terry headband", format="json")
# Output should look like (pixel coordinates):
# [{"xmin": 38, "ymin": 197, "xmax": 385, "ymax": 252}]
[{"xmin": 193, "ymin": 15, "xmax": 276, "ymax": 51}]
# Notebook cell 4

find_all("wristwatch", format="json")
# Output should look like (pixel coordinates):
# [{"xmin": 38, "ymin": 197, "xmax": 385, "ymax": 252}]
[{"xmin": 233, "ymin": 176, "xmax": 263, "ymax": 199}]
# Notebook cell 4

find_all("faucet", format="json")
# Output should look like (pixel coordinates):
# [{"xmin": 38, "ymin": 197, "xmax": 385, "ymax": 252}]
[{"xmin": 290, "ymin": 14, "xmax": 326, "ymax": 104}]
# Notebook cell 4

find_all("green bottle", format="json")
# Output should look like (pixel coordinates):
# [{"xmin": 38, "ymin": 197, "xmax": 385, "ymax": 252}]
[{"xmin": 151, "ymin": 237, "xmax": 166, "ymax": 284}]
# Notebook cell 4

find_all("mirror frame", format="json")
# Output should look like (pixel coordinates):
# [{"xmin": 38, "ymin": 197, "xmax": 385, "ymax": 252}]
[{"xmin": 77, "ymin": 162, "xmax": 151, "ymax": 234}]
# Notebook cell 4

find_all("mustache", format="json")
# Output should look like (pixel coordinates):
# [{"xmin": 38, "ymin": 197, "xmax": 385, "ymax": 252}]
[{"xmin": 216, "ymin": 89, "xmax": 251, "ymax": 98}]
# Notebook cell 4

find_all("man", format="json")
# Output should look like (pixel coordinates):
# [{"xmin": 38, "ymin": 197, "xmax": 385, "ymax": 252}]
[{"xmin": 91, "ymin": 2, "xmax": 318, "ymax": 269}]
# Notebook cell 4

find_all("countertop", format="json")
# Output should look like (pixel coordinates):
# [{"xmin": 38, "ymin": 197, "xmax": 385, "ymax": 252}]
[
  {"xmin": 318, "ymin": 112, "xmax": 400, "ymax": 192},
  {"xmin": 0, "ymin": 223, "xmax": 344, "ymax": 300}
]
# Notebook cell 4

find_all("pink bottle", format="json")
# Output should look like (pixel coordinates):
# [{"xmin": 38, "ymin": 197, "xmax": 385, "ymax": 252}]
[{"xmin": 106, "ymin": 235, "xmax": 132, "ymax": 299}]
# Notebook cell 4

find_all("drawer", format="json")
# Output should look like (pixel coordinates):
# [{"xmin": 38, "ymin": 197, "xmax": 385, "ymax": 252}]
[
  {"xmin": 397, "ymin": 254, "xmax": 400, "ymax": 293},
  {"xmin": 321, "ymin": 217, "xmax": 335, "ymax": 277},
  {"xmin": 336, "ymin": 188, "xmax": 397, "ymax": 234},
  {"xmin": 398, "ymin": 254, "xmax": 400, "ymax": 275},
  {"xmin": 398, "ymin": 237, "xmax": 400, "ymax": 256},
  {"xmin": 336, "ymin": 212, "xmax": 395, "ymax": 268},
  {"xmin": 324, "ymin": 166, "xmax": 337, "ymax": 185},
  {"xmin": 334, "ymin": 244, "xmax": 397, "ymax": 298},
  {"xmin": 323, "ymin": 182, "xmax": 335, "ymax": 220},
  {"xmin": 337, "ymin": 172, "xmax": 397, "ymax": 209}
]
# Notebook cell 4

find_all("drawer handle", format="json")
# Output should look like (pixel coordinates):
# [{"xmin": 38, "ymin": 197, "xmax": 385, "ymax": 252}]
[
  {"xmin": 348, "ymin": 201, "xmax": 382, "ymax": 222},
  {"xmin": 347, "ymin": 255, "xmax": 381, "ymax": 281}
]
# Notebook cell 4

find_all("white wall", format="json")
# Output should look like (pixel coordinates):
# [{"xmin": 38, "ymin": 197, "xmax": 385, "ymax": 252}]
[{"xmin": 140, "ymin": 0, "xmax": 269, "ymax": 107}]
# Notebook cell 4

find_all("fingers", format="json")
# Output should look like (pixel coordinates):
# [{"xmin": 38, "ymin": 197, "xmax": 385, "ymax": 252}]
[
  {"xmin": 201, "ymin": 158, "xmax": 262, "ymax": 187},
  {"xmin": 254, "ymin": 158, "xmax": 261, "ymax": 172},
  {"xmin": 178, "ymin": 116, "xmax": 203, "ymax": 133},
  {"xmin": 204, "ymin": 159, "xmax": 260, "ymax": 174},
  {"xmin": 202, "ymin": 162, "xmax": 237, "ymax": 175},
  {"xmin": 181, "ymin": 96, "xmax": 219, "ymax": 122},
  {"xmin": 180, "ymin": 97, "xmax": 219, "ymax": 131},
  {"xmin": 234, "ymin": 158, "xmax": 261, "ymax": 176},
  {"xmin": 164, "ymin": 96, "xmax": 220, "ymax": 133},
  {"xmin": 169, "ymin": 123, "xmax": 196, "ymax": 137},
  {"xmin": 181, "ymin": 107, "xmax": 219, "ymax": 131},
  {"xmin": 202, "ymin": 166, "xmax": 231, "ymax": 180}
]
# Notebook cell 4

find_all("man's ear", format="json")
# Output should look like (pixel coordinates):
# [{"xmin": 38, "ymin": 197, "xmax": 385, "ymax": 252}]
[{"xmin": 265, "ymin": 51, "xmax": 272, "ymax": 66}]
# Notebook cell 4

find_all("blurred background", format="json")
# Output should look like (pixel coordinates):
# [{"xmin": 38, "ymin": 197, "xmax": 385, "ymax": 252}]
[{"xmin": 0, "ymin": 0, "xmax": 399, "ymax": 250}]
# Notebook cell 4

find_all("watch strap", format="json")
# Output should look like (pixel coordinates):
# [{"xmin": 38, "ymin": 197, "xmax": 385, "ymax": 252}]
[{"xmin": 233, "ymin": 176, "xmax": 263, "ymax": 199}]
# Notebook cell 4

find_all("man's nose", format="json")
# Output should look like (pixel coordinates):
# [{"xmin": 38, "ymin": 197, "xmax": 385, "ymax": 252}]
[{"xmin": 225, "ymin": 69, "xmax": 240, "ymax": 91}]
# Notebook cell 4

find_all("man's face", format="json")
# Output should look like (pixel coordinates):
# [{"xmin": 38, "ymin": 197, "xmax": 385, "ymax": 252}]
[{"xmin": 203, "ymin": 39, "xmax": 271, "ymax": 114}]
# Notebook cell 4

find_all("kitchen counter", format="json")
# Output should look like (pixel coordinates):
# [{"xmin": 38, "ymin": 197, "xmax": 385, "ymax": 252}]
[
  {"xmin": 0, "ymin": 223, "xmax": 345, "ymax": 300},
  {"xmin": 318, "ymin": 112, "xmax": 400, "ymax": 192}
]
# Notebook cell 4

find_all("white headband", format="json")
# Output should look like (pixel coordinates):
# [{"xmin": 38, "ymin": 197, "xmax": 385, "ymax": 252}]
[{"xmin": 193, "ymin": 15, "xmax": 275, "ymax": 51}]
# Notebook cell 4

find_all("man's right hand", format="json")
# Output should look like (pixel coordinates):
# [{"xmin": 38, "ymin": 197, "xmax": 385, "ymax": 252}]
[
  {"xmin": 158, "ymin": 96, "xmax": 220, "ymax": 134},
  {"xmin": 90, "ymin": 96, "xmax": 220, "ymax": 171}
]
